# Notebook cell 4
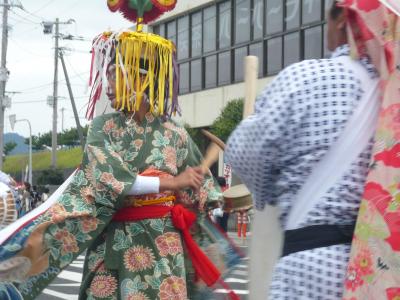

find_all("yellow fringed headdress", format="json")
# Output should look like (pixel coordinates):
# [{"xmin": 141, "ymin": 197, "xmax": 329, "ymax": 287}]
[{"xmin": 86, "ymin": 0, "xmax": 179, "ymax": 119}]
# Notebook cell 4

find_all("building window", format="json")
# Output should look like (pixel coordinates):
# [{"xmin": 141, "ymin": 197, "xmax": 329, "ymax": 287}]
[
  {"xmin": 284, "ymin": 32, "xmax": 300, "ymax": 67},
  {"xmin": 304, "ymin": 26, "xmax": 322, "ymax": 60},
  {"xmin": 234, "ymin": 46, "xmax": 247, "ymax": 82},
  {"xmin": 205, "ymin": 55, "xmax": 217, "ymax": 88},
  {"xmin": 285, "ymin": 0, "xmax": 300, "ymax": 30},
  {"xmin": 152, "ymin": 0, "xmax": 327, "ymax": 94},
  {"xmin": 325, "ymin": 0, "xmax": 335, "ymax": 20},
  {"xmin": 159, "ymin": 24, "xmax": 165, "ymax": 37},
  {"xmin": 267, "ymin": 37, "xmax": 282, "ymax": 75},
  {"xmin": 167, "ymin": 21, "xmax": 176, "ymax": 45},
  {"xmin": 177, "ymin": 16, "xmax": 189, "ymax": 60},
  {"xmin": 303, "ymin": 0, "xmax": 322, "ymax": 24},
  {"xmin": 323, "ymin": 23, "xmax": 331, "ymax": 58},
  {"xmin": 266, "ymin": 0, "xmax": 283, "ymax": 35},
  {"xmin": 191, "ymin": 59, "xmax": 202, "ymax": 92},
  {"xmin": 218, "ymin": 51, "xmax": 231, "ymax": 85},
  {"xmin": 235, "ymin": 0, "xmax": 251, "ymax": 44},
  {"xmin": 249, "ymin": 42, "xmax": 264, "ymax": 77},
  {"xmin": 179, "ymin": 63, "xmax": 189, "ymax": 94},
  {"xmin": 203, "ymin": 6, "xmax": 216, "ymax": 53},
  {"xmin": 253, "ymin": 0, "xmax": 264, "ymax": 40},
  {"xmin": 219, "ymin": 1, "xmax": 231, "ymax": 49},
  {"xmin": 191, "ymin": 12, "xmax": 202, "ymax": 57}
]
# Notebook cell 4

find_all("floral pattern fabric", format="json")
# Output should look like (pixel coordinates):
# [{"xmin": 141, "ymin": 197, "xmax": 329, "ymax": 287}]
[
  {"xmin": 340, "ymin": 1, "xmax": 400, "ymax": 299},
  {"xmin": 0, "ymin": 112, "xmax": 227, "ymax": 300}
]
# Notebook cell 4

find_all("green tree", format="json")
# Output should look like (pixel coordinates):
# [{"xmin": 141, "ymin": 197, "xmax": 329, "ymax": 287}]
[
  {"xmin": 184, "ymin": 125, "xmax": 207, "ymax": 153},
  {"xmin": 26, "ymin": 125, "xmax": 88, "ymax": 150},
  {"xmin": 63, "ymin": 125, "xmax": 88, "ymax": 147},
  {"xmin": 4, "ymin": 141, "xmax": 17, "ymax": 155},
  {"xmin": 26, "ymin": 132, "xmax": 52, "ymax": 150},
  {"xmin": 3, "ymin": 141, "xmax": 17, "ymax": 162},
  {"xmin": 210, "ymin": 98, "xmax": 244, "ymax": 142},
  {"xmin": 37, "ymin": 169, "xmax": 64, "ymax": 185}
]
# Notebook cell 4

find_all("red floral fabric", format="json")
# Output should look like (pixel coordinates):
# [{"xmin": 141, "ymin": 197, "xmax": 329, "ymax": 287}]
[{"xmin": 341, "ymin": 0, "xmax": 400, "ymax": 298}]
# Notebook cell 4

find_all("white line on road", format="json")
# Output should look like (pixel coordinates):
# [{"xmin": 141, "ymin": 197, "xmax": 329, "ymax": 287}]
[
  {"xmin": 236, "ymin": 264, "xmax": 248, "ymax": 269},
  {"xmin": 49, "ymin": 283, "xmax": 81, "ymax": 287},
  {"xmin": 42, "ymin": 288, "xmax": 79, "ymax": 300},
  {"xmin": 231, "ymin": 269, "xmax": 248, "ymax": 276},
  {"xmin": 57, "ymin": 270, "xmax": 83, "ymax": 283},
  {"xmin": 224, "ymin": 277, "xmax": 249, "ymax": 283},
  {"xmin": 70, "ymin": 263, "xmax": 84, "ymax": 268},
  {"xmin": 214, "ymin": 289, "xmax": 249, "ymax": 295}
]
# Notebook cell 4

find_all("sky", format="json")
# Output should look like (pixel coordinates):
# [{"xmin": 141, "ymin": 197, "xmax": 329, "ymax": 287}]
[{"xmin": 3, "ymin": 0, "xmax": 133, "ymax": 137}]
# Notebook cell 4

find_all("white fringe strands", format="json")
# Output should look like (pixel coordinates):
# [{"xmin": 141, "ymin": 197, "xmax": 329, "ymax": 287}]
[{"xmin": 87, "ymin": 30, "xmax": 178, "ymax": 119}]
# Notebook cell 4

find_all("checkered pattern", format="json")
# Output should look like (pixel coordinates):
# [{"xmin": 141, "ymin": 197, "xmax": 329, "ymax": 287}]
[{"xmin": 225, "ymin": 45, "xmax": 378, "ymax": 299}]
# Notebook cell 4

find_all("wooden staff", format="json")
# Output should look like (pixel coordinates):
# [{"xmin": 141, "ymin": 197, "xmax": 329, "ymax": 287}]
[
  {"xmin": 243, "ymin": 56, "xmax": 283, "ymax": 300},
  {"xmin": 199, "ymin": 130, "xmax": 225, "ymax": 174}
]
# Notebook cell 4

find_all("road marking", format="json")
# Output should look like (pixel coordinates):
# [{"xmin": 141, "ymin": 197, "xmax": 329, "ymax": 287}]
[
  {"xmin": 214, "ymin": 289, "xmax": 249, "ymax": 295},
  {"xmin": 231, "ymin": 269, "xmax": 248, "ymax": 276},
  {"xmin": 224, "ymin": 277, "xmax": 249, "ymax": 283},
  {"xmin": 70, "ymin": 263, "xmax": 84, "ymax": 268},
  {"xmin": 57, "ymin": 270, "xmax": 83, "ymax": 283},
  {"xmin": 236, "ymin": 264, "xmax": 248, "ymax": 269},
  {"xmin": 42, "ymin": 288, "xmax": 79, "ymax": 300},
  {"xmin": 49, "ymin": 283, "xmax": 81, "ymax": 287}
]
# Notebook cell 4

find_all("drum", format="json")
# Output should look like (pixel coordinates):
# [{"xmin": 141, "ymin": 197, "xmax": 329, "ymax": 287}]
[
  {"xmin": 223, "ymin": 184, "xmax": 253, "ymax": 212},
  {"xmin": 0, "ymin": 182, "xmax": 17, "ymax": 228}
]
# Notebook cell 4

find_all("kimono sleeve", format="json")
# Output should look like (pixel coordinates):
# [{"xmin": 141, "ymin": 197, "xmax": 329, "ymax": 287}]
[
  {"xmin": 225, "ymin": 64, "xmax": 303, "ymax": 211},
  {"xmin": 0, "ymin": 115, "xmax": 139, "ymax": 300},
  {"xmin": 83, "ymin": 115, "xmax": 137, "ymax": 208},
  {"xmin": 177, "ymin": 129, "xmax": 222, "ymax": 211}
]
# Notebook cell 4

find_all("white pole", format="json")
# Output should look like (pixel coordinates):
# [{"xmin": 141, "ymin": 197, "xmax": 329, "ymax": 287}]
[
  {"xmin": 27, "ymin": 120, "xmax": 32, "ymax": 185},
  {"xmin": 0, "ymin": 0, "xmax": 9, "ymax": 170},
  {"xmin": 13, "ymin": 118, "xmax": 32, "ymax": 184},
  {"xmin": 243, "ymin": 56, "xmax": 283, "ymax": 300}
]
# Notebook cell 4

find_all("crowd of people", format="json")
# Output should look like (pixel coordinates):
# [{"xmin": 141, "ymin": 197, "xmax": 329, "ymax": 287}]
[
  {"xmin": 0, "ymin": 170, "xmax": 50, "ymax": 217},
  {"xmin": 15, "ymin": 182, "xmax": 50, "ymax": 216}
]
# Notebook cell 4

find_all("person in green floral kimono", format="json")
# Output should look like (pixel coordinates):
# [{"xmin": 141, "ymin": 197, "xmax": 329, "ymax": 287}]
[{"xmin": 0, "ymin": 29, "xmax": 241, "ymax": 300}]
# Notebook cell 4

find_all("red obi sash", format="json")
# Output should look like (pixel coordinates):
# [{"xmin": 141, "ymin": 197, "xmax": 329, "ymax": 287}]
[{"xmin": 112, "ymin": 204, "xmax": 240, "ymax": 300}]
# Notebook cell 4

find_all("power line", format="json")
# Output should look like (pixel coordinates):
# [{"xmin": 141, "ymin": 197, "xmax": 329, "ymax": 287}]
[
  {"xmin": 12, "ymin": 95, "xmax": 87, "ymax": 104},
  {"xmin": 64, "ymin": 54, "xmax": 88, "ymax": 84},
  {"xmin": 9, "ymin": 9, "xmax": 40, "ymax": 25},
  {"xmin": 14, "ymin": 71, "xmax": 89, "ymax": 92},
  {"xmin": 8, "ymin": 36, "xmax": 49, "ymax": 57},
  {"xmin": 24, "ymin": 0, "xmax": 56, "ymax": 19}
]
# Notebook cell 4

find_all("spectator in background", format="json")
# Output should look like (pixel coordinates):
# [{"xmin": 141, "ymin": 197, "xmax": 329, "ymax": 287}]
[
  {"xmin": 216, "ymin": 177, "xmax": 230, "ymax": 232},
  {"xmin": 21, "ymin": 182, "xmax": 32, "ymax": 213},
  {"xmin": 236, "ymin": 209, "xmax": 249, "ymax": 240},
  {"xmin": 31, "ymin": 185, "xmax": 40, "ymax": 209},
  {"xmin": 40, "ymin": 187, "xmax": 50, "ymax": 204}
]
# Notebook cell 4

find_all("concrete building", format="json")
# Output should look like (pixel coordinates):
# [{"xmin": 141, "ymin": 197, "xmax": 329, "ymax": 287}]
[
  {"xmin": 93, "ymin": 0, "xmax": 334, "ymax": 177},
  {"xmin": 149, "ymin": 0, "xmax": 334, "ymax": 129}
]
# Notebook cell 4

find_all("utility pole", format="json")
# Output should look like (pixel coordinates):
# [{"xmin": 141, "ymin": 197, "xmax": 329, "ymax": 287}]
[
  {"xmin": 59, "ymin": 50, "xmax": 85, "ymax": 150},
  {"xmin": 51, "ymin": 18, "xmax": 59, "ymax": 168},
  {"xmin": 0, "ymin": 1, "xmax": 22, "ymax": 169},
  {"xmin": 60, "ymin": 107, "xmax": 65, "ymax": 131},
  {"xmin": 0, "ymin": 0, "xmax": 9, "ymax": 170},
  {"xmin": 42, "ymin": 18, "xmax": 74, "ymax": 168}
]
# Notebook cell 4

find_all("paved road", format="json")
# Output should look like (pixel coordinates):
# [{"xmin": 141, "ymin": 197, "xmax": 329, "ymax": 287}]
[{"xmin": 37, "ymin": 234, "xmax": 249, "ymax": 300}]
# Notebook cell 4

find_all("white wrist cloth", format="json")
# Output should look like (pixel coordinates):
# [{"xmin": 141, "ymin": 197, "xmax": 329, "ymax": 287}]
[{"xmin": 128, "ymin": 175, "xmax": 160, "ymax": 195}]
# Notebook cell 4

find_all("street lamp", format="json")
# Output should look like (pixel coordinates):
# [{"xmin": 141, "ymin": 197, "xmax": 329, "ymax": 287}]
[{"xmin": 9, "ymin": 114, "xmax": 32, "ymax": 184}]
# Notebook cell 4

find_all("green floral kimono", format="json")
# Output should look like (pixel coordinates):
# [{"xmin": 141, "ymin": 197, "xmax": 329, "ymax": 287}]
[{"xmin": 0, "ymin": 112, "xmax": 233, "ymax": 300}]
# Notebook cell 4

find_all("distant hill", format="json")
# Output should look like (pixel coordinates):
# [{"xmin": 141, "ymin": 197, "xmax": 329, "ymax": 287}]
[{"xmin": 4, "ymin": 132, "xmax": 29, "ymax": 155}]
